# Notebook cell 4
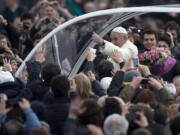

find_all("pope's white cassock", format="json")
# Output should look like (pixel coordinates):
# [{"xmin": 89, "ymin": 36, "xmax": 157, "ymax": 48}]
[{"xmin": 102, "ymin": 27, "xmax": 138, "ymax": 70}]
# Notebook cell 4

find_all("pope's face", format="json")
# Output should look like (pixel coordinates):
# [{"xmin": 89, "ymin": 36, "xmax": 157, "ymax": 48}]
[{"xmin": 110, "ymin": 32, "xmax": 126, "ymax": 48}]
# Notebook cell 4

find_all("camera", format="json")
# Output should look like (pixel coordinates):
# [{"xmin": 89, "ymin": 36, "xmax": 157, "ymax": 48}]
[
  {"xmin": 23, "ymin": 22, "xmax": 30, "ymax": 30},
  {"xmin": 0, "ymin": 46, "xmax": 5, "ymax": 53},
  {"xmin": 141, "ymin": 78, "xmax": 149, "ymax": 85},
  {"xmin": 45, "ymin": 18, "xmax": 56, "ymax": 24},
  {"xmin": 132, "ymin": 28, "xmax": 141, "ymax": 34},
  {"xmin": 45, "ymin": 18, "xmax": 50, "ymax": 24}
]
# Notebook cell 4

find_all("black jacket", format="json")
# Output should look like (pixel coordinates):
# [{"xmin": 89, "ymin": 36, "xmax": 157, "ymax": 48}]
[
  {"xmin": 27, "ymin": 80, "xmax": 49, "ymax": 101},
  {"xmin": 45, "ymin": 97, "xmax": 70, "ymax": 135},
  {"xmin": 0, "ymin": 80, "xmax": 24, "ymax": 99},
  {"xmin": 107, "ymin": 70, "xmax": 125, "ymax": 96}
]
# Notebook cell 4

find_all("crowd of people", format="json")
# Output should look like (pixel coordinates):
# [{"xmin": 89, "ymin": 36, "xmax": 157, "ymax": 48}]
[{"xmin": 0, "ymin": 0, "xmax": 180, "ymax": 135}]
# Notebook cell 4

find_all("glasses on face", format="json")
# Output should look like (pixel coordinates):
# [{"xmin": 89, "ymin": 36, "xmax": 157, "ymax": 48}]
[{"xmin": 0, "ymin": 41, "xmax": 8, "ymax": 46}]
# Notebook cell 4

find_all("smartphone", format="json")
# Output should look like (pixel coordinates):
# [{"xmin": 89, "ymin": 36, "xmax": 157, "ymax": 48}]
[
  {"xmin": 133, "ymin": 58, "xmax": 139, "ymax": 67},
  {"xmin": 90, "ymin": 48, "xmax": 96, "ymax": 54}
]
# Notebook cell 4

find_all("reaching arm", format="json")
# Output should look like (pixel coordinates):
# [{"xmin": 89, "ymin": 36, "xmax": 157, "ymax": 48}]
[
  {"xmin": 107, "ymin": 70, "xmax": 125, "ymax": 96},
  {"xmin": 19, "ymin": 98, "xmax": 41, "ymax": 133},
  {"xmin": 103, "ymin": 40, "xmax": 131, "ymax": 61}
]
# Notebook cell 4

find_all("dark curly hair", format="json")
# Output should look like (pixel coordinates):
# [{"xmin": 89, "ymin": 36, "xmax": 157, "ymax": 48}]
[{"xmin": 103, "ymin": 97, "xmax": 122, "ymax": 119}]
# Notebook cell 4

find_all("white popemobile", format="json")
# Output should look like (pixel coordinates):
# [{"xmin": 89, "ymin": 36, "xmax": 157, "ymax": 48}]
[{"xmin": 15, "ymin": 5, "xmax": 180, "ymax": 79}]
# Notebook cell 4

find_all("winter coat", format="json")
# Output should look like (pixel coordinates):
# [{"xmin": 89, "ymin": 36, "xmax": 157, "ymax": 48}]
[
  {"xmin": 45, "ymin": 97, "xmax": 70, "ymax": 135},
  {"xmin": 119, "ymin": 85, "xmax": 174, "ymax": 106}
]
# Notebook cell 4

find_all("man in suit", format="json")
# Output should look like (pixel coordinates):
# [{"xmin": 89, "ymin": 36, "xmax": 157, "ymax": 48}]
[{"xmin": 92, "ymin": 26, "xmax": 138, "ymax": 70}]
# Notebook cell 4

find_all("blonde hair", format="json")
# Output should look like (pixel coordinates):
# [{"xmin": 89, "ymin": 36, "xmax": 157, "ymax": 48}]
[{"xmin": 74, "ymin": 73, "xmax": 94, "ymax": 99}]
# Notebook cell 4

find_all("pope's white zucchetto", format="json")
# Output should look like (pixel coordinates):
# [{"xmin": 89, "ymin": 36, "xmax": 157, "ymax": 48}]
[{"xmin": 112, "ymin": 26, "xmax": 128, "ymax": 35}]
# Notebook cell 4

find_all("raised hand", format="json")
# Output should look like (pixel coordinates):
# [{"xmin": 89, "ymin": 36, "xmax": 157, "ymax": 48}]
[
  {"xmin": 0, "ymin": 94, "xmax": 12, "ymax": 115},
  {"xmin": 69, "ymin": 97, "xmax": 86, "ymax": 119},
  {"xmin": 134, "ymin": 112, "xmax": 149, "ymax": 128},
  {"xmin": 97, "ymin": 95, "xmax": 108, "ymax": 107},
  {"xmin": 167, "ymin": 32, "xmax": 174, "ymax": 49},
  {"xmin": 121, "ymin": 102, "xmax": 131, "ymax": 116},
  {"xmin": 87, "ymin": 71, "xmax": 96, "ymax": 82},
  {"xmin": 137, "ymin": 64, "xmax": 151, "ymax": 76},
  {"xmin": 3, "ymin": 58, "xmax": 12, "ymax": 72},
  {"xmin": 35, "ymin": 16, "xmax": 49, "ymax": 29},
  {"xmin": 0, "ymin": 15, "xmax": 8, "ymax": 26},
  {"xmin": 148, "ymin": 77, "xmax": 163, "ymax": 91},
  {"xmin": 86, "ymin": 47, "xmax": 96, "ymax": 62},
  {"xmin": 122, "ymin": 56, "xmax": 136, "ymax": 71},
  {"xmin": 37, "ymin": 0, "xmax": 48, "ymax": 9},
  {"xmin": 92, "ymin": 32, "xmax": 104, "ymax": 45},
  {"xmin": 87, "ymin": 124, "xmax": 103, "ymax": 135},
  {"xmin": 51, "ymin": 1, "xmax": 62, "ymax": 10},
  {"xmin": 130, "ymin": 76, "xmax": 143, "ymax": 89},
  {"xmin": 70, "ymin": 79, "xmax": 77, "ymax": 92},
  {"xmin": 111, "ymin": 49, "xmax": 123, "ymax": 64},
  {"xmin": 18, "ymin": 98, "xmax": 31, "ymax": 110},
  {"xmin": 54, "ymin": 18, "xmax": 61, "ymax": 27},
  {"xmin": 35, "ymin": 45, "xmax": 46, "ymax": 62}
]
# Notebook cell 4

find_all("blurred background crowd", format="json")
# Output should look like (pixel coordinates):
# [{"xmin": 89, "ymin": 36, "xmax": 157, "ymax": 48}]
[{"xmin": 0, "ymin": 0, "xmax": 180, "ymax": 62}]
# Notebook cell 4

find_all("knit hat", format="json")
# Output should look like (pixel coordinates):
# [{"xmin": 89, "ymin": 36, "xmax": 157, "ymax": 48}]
[
  {"xmin": 124, "ymin": 70, "xmax": 141, "ymax": 82},
  {"xmin": 112, "ymin": 27, "xmax": 128, "ymax": 35},
  {"xmin": 100, "ymin": 77, "xmax": 112, "ymax": 90}
]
